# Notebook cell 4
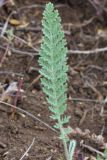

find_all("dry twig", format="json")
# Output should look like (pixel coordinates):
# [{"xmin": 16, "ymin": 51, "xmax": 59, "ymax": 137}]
[
  {"xmin": 69, "ymin": 97, "xmax": 104, "ymax": 104},
  {"xmin": 0, "ymin": 100, "xmax": 57, "ymax": 133},
  {"xmin": 0, "ymin": 45, "xmax": 9, "ymax": 67},
  {"xmin": 68, "ymin": 47, "xmax": 107, "ymax": 55},
  {"xmin": 12, "ymin": 78, "xmax": 23, "ymax": 117},
  {"xmin": 27, "ymin": 75, "xmax": 41, "ymax": 89},
  {"xmin": 19, "ymin": 138, "xmax": 35, "ymax": 160},
  {"xmin": 80, "ymin": 141, "xmax": 104, "ymax": 157},
  {"xmin": 63, "ymin": 16, "xmax": 96, "ymax": 29}
]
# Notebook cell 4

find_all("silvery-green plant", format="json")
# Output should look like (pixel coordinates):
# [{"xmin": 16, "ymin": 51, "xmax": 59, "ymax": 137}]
[
  {"xmin": 38, "ymin": 2, "xmax": 76, "ymax": 160},
  {"xmin": 97, "ymin": 148, "xmax": 107, "ymax": 160}
]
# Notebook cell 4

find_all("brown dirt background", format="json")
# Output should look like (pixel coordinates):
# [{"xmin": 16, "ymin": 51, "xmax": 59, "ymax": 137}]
[{"xmin": 0, "ymin": 0, "xmax": 107, "ymax": 159}]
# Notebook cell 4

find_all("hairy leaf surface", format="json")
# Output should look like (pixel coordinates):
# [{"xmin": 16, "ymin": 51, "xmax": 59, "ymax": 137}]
[{"xmin": 39, "ymin": 2, "xmax": 70, "ymax": 141}]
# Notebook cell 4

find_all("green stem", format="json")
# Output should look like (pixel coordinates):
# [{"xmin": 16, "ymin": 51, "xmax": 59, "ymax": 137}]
[
  {"xmin": 50, "ymin": 21, "xmax": 69, "ymax": 160},
  {"xmin": 63, "ymin": 139, "xmax": 69, "ymax": 160},
  {"xmin": 58, "ymin": 118, "xmax": 69, "ymax": 160}
]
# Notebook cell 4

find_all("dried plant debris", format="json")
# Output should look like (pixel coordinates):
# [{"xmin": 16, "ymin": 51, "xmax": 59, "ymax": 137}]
[
  {"xmin": 0, "ymin": 80, "xmax": 24, "ymax": 104},
  {"xmin": 72, "ymin": 127, "xmax": 107, "ymax": 149}
]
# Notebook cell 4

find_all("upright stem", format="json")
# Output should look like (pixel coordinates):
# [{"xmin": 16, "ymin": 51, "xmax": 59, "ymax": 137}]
[
  {"xmin": 58, "ymin": 118, "xmax": 69, "ymax": 160},
  {"xmin": 63, "ymin": 139, "xmax": 69, "ymax": 160}
]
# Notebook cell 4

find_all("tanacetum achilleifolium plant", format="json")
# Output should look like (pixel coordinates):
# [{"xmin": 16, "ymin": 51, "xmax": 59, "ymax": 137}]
[{"xmin": 38, "ymin": 3, "xmax": 76, "ymax": 160}]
